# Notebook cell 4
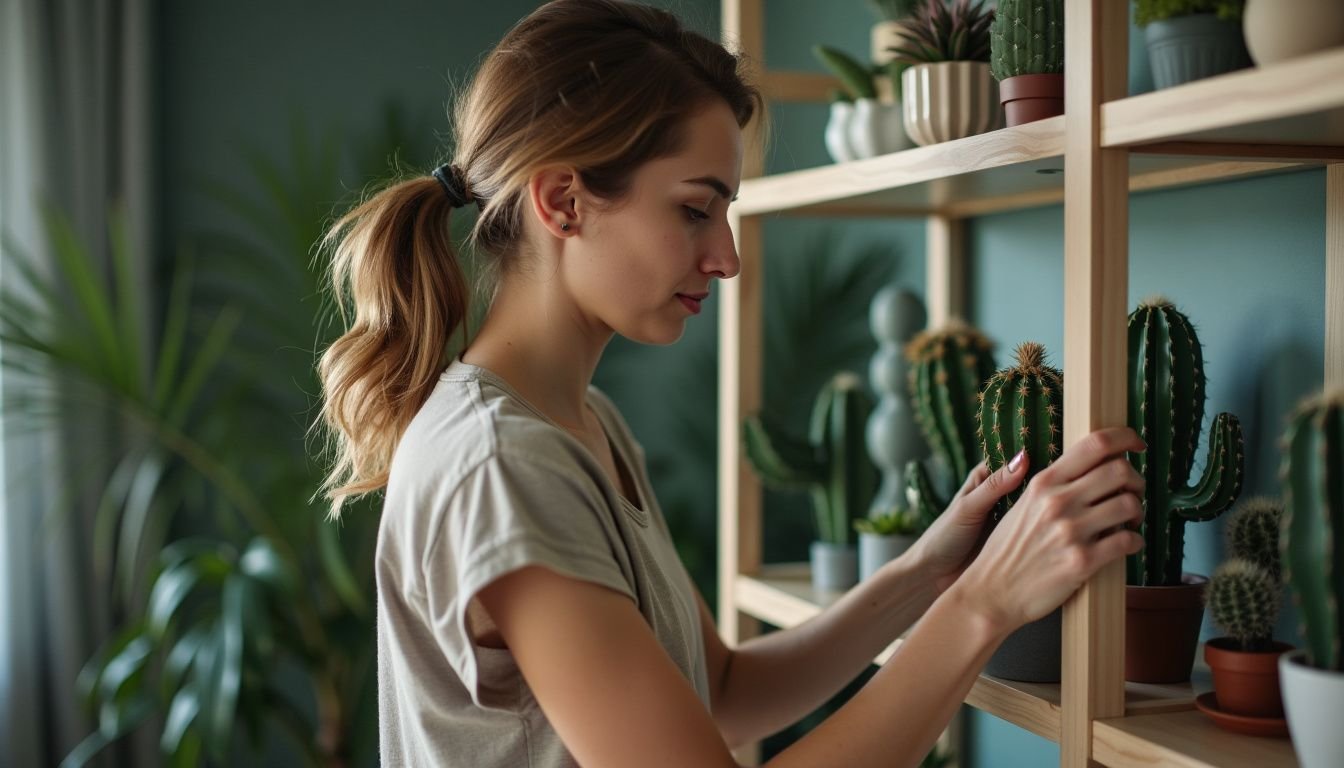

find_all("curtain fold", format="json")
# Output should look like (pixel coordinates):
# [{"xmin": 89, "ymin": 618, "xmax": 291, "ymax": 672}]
[{"xmin": 1, "ymin": 1, "xmax": 157, "ymax": 765}]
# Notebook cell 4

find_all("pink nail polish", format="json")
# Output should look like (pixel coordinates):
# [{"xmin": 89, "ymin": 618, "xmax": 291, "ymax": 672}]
[{"xmin": 1008, "ymin": 449, "xmax": 1025, "ymax": 473}]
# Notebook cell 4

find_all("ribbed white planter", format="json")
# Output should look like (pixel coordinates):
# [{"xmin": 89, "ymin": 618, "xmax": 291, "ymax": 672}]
[
  {"xmin": 1244, "ymin": 0, "xmax": 1344, "ymax": 66},
  {"xmin": 848, "ymin": 98, "xmax": 911, "ymax": 159},
  {"xmin": 901, "ymin": 61, "xmax": 1002, "ymax": 146},
  {"xmin": 1280, "ymin": 650, "xmax": 1344, "ymax": 768},
  {"xmin": 824, "ymin": 101, "xmax": 857, "ymax": 163}
]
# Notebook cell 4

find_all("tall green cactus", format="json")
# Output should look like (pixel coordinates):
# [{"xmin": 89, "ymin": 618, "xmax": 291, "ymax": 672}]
[
  {"xmin": 1127, "ymin": 298, "xmax": 1245, "ymax": 586},
  {"xmin": 990, "ymin": 0, "xmax": 1065, "ymax": 80},
  {"xmin": 977, "ymin": 342, "xmax": 1063, "ymax": 522},
  {"xmin": 903, "ymin": 322, "xmax": 996, "ymax": 527},
  {"xmin": 1281, "ymin": 390, "xmax": 1344, "ymax": 671},
  {"xmin": 1208, "ymin": 559, "xmax": 1279, "ymax": 652},
  {"xmin": 743, "ymin": 372, "xmax": 878, "ymax": 547}
]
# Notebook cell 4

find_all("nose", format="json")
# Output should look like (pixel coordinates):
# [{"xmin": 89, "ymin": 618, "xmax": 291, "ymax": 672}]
[{"xmin": 703, "ymin": 221, "xmax": 740, "ymax": 280}]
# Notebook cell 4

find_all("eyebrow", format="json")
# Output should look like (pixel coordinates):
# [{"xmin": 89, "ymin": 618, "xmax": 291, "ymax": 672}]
[{"xmin": 683, "ymin": 176, "xmax": 739, "ymax": 203}]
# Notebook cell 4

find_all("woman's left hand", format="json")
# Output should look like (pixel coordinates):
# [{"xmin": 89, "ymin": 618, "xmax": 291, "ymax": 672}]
[{"xmin": 904, "ymin": 461, "xmax": 1000, "ymax": 594}]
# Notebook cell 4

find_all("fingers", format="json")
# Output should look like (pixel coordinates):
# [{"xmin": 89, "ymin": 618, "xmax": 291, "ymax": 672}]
[
  {"xmin": 1081, "ymin": 526, "xmax": 1145, "ymax": 574},
  {"xmin": 1044, "ymin": 427, "xmax": 1146, "ymax": 484},
  {"xmin": 965, "ymin": 450, "xmax": 1029, "ymax": 509},
  {"xmin": 1074, "ymin": 456, "xmax": 1145, "ymax": 506},
  {"xmin": 1074, "ymin": 491, "xmax": 1144, "ymax": 540},
  {"xmin": 952, "ymin": 461, "xmax": 991, "ymax": 502}
]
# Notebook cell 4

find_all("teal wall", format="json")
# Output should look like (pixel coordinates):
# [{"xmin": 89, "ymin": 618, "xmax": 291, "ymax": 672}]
[{"xmin": 161, "ymin": 2, "xmax": 1328, "ymax": 767}]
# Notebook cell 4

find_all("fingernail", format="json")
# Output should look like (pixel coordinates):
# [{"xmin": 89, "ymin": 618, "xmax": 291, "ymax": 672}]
[{"xmin": 1008, "ymin": 449, "xmax": 1025, "ymax": 474}]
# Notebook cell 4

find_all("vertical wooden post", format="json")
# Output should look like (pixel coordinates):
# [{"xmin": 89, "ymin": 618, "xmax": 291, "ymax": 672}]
[
  {"xmin": 1060, "ymin": 1, "xmax": 1130, "ymax": 766},
  {"xmin": 926, "ymin": 214, "xmax": 966, "ymax": 326},
  {"xmin": 1327, "ymin": 165, "xmax": 1343, "ymax": 389}
]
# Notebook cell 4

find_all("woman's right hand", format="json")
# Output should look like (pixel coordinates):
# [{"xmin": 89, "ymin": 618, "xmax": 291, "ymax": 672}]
[{"xmin": 949, "ymin": 427, "xmax": 1147, "ymax": 635}]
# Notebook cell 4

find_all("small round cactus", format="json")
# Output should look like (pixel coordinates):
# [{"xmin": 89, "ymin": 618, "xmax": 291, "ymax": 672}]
[
  {"xmin": 1208, "ymin": 558, "xmax": 1280, "ymax": 652},
  {"xmin": 1226, "ymin": 496, "xmax": 1283, "ymax": 581}
]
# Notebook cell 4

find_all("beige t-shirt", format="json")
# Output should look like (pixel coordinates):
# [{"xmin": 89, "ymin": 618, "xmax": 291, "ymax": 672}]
[{"xmin": 376, "ymin": 358, "xmax": 710, "ymax": 767}]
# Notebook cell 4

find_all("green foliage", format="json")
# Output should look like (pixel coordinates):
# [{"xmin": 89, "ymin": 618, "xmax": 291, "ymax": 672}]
[
  {"xmin": 1226, "ymin": 497, "xmax": 1283, "ymax": 582},
  {"xmin": 813, "ymin": 45, "xmax": 877, "ymax": 100},
  {"xmin": 854, "ymin": 506, "xmax": 920, "ymax": 536},
  {"xmin": 1126, "ymin": 297, "xmax": 1244, "ymax": 586},
  {"xmin": 990, "ymin": 0, "xmax": 1064, "ymax": 80},
  {"xmin": 888, "ymin": 0, "xmax": 995, "ymax": 64},
  {"xmin": 1208, "ymin": 559, "xmax": 1279, "ymax": 651},
  {"xmin": 1281, "ymin": 390, "xmax": 1344, "ymax": 671},
  {"xmin": 1134, "ymin": 0, "xmax": 1245, "ymax": 26},
  {"xmin": 868, "ymin": 0, "xmax": 923, "ymax": 22},
  {"xmin": 977, "ymin": 342, "xmax": 1063, "ymax": 523}
]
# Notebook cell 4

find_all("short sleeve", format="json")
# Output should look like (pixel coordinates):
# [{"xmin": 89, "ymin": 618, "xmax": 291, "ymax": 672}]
[{"xmin": 422, "ymin": 449, "xmax": 635, "ymax": 708}]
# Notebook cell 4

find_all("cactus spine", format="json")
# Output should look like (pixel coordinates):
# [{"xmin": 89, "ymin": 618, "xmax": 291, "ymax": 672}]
[
  {"xmin": 1127, "ymin": 298, "xmax": 1245, "ymax": 586},
  {"xmin": 990, "ymin": 0, "xmax": 1065, "ymax": 81},
  {"xmin": 977, "ymin": 342, "xmax": 1063, "ymax": 522},
  {"xmin": 1281, "ymin": 390, "xmax": 1344, "ymax": 671},
  {"xmin": 743, "ymin": 372, "xmax": 878, "ymax": 547},
  {"xmin": 1208, "ymin": 559, "xmax": 1280, "ymax": 652},
  {"xmin": 903, "ymin": 322, "xmax": 996, "ymax": 527},
  {"xmin": 1227, "ymin": 497, "xmax": 1284, "ymax": 582}
]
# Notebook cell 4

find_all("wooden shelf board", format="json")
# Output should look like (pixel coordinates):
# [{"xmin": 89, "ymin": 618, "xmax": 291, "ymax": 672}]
[
  {"xmin": 735, "ymin": 567, "xmax": 1204, "ymax": 743},
  {"xmin": 1103, "ymin": 46, "xmax": 1344, "ymax": 149},
  {"xmin": 1094, "ymin": 710, "xmax": 1297, "ymax": 768}
]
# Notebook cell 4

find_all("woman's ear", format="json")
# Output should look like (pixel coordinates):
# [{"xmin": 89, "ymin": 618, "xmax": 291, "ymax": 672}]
[{"xmin": 528, "ymin": 166, "xmax": 581, "ymax": 237}]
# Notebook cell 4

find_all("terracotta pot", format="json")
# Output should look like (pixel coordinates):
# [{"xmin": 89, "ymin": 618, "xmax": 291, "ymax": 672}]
[
  {"xmin": 1244, "ymin": 0, "xmax": 1344, "ymax": 66},
  {"xmin": 999, "ymin": 74, "xmax": 1064, "ymax": 127},
  {"xmin": 1125, "ymin": 574, "xmax": 1208, "ymax": 683},
  {"xmin": 901, "ymin": 62, "xmax": 1002, "ymax": 146},
  {"xmin": 1204, "ymin": 637, "xmax": 1293, "ymax": 718},
  {"xmin": 985, "ymin": 607, "xmax": 1062, "ymax": 683}
]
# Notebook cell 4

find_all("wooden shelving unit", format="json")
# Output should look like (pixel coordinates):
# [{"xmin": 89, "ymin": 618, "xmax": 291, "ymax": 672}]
[{"xmin": 717, "ymin": 1, "xmax": 1344, "ymax": 766}]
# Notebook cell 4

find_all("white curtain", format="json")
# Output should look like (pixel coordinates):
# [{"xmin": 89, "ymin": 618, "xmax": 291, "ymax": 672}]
[{"xmin": 0, "ymin": 1, "xmax": 156, "ymax": 765}]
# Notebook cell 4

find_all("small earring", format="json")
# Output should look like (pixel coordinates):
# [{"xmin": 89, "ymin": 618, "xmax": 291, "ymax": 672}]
[{"xmin": 560, "ymin": 222, "xmax": 570, "ymax": 231}]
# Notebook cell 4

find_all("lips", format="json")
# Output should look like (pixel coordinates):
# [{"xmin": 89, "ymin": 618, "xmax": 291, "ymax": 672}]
[{"xmin": 676, "ymin": 292, "xmax": 706, "ymax": 314}]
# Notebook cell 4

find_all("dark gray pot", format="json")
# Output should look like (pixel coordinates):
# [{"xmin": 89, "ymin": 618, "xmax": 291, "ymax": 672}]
[
  {"xmin": 984, "ymin": 607, "xmax": 1062, "ymax": 683},
  {"xmin": 1144, "ymin": 14, "xmax": 1250, "ymax": 89},
  {"xmin": 810, "ymin": 541, "xmax": 858, "ymax": 593}
]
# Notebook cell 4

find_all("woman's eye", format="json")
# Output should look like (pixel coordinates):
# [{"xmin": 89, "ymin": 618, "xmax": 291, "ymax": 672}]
[{"xmin": 683, "ymin": 205, "xmax": 709, "ymax": 222}]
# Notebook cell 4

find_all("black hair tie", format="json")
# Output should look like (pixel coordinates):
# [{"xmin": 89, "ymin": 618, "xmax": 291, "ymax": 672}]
[{"xmin": 432, "ymin": 163, "xmax": 473, "ymax": 208}]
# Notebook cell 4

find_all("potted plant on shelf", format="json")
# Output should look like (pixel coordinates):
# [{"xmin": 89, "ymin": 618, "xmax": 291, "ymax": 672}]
[
  {"xmin": 903, "ymin": 321, "xmax": 997, "ymax": 530},
  {"xmin": 1279, "ymin": 390, "xmax": 1344, "ymax": 768},
  {"xmin": 889, "ymin": 0, "xmax": 1002, "ymax": 146},
  {"xmin": 989, "ymin": 0, "xmax": 1065, "ymax": 126},
  {"xmin": 1243, "ymin": 0, "xmax": 1344, "ymax": 67},
  {"xmin": 1126, "ymin": 297, "xmax": 1245, "ymax": 683},
  {"xmin": 814, "ymin": 45, "xmax": 911, "ymax": 161},
  {"xmin": 1134, "ymin": 0, "xmax": 1250, "ymax": 89},
  {"xmin": 977, "ymin": 342, "xmax": 1065, "ymax": 683},
  {"xmin": 1200, "ymin": 498, "xmax": 1293, "ymax": 732},
  {"xmin": 868, "ymin": 0, "xmax": 922, "ymax": 65},
  {"xmin": 855, "ymin": 507, "xmax": 922, "ymax": 581},
  {"xmin": 865, "ymin": 286, "xmax": 927, "ymax": 519},
  {"xmin": 744, "ymin": 372, "xmax": 879, "ymax": 593}
]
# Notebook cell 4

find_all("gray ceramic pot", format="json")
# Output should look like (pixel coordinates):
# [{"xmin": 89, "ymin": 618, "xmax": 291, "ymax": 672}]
[
  {"xmin": 858, "ymin": 532, "xmax": 916, "ymax": 581},
  {"xmin": 810, "ymin": 541, "xmax": 858, "ymax": 593},
  {"xmin": 984, "ymin": 607, "xmax": 1062, "ymax": 683},
  {"xmin": 1144, "ymin": 14, "xmax": 1250, "ymax": 89},
  {"xmin": 1280, "ymin": 649, "xmax": 1344, "ymax": 768}
]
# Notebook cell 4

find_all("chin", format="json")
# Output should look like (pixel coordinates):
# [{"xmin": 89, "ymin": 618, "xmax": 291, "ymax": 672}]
[{"xmin": 620, "ymin": 321, "xmax": 686, "ymax": 346}]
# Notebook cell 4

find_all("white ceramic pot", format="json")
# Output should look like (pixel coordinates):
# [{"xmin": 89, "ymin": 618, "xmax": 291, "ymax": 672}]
[
  {"xmin": 858, "ymin": 532, "xmax": 916, "ymax": 581},
  {"xmin": 848, "ymin": 98, "xmax": 911, "ymax": 159},
  {"xmin": 1280, "ymin": 649, "xmax": 1344, "ymax": 768},
  {"xmin": 901, "ymin": 61, "xmax": 1003, "ymax": 146},
  {"xmin": 1244, "ymin": 0, "xmax": 1344, "ymax": 66},
  {"xmin": 810, "ymin": 541, "xmax": 858, "ymax": 593},
  {"xmin": 824, "ymin": 101, "xmax": 857, "ymax": 163}
]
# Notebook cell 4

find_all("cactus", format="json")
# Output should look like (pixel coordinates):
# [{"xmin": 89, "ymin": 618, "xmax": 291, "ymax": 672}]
[
  {"xmin": 1227, "ymin": 497, "xmax": 1283, "ymax": 582},
  {"xmin": 989, "ymin": 0, "xmax": 1064, "ymax": 81},
  {"xmin": 1208, "ymin": 558, "xmax": 1280, "ymax": 652},
  {"xmin": 1281, "ymin": 390, "xmax": 1344, "ymax": 671},
  {"xmin": 743, "ymin": 372, "xmax": 878, "ymax": 547},
  {"xmin": 977, "ymin": 341, "xmax": 1063, "ymax": 522},
  {"xmin": 1127, "ymin": 298, "xmax": 1245, "ymax": 586},
  {"xmin": 903, "ymin": 321, "xmax": 996, "ymax": 527}
]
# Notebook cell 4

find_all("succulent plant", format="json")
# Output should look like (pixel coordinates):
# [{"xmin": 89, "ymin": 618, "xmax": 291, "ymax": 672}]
[
  {"xmin": 743, "ymin": 372, "xmax": 878, "ymax": 547},
  {"xmin": 1227, "ymin": 497, "xmax": 1283, "ymax": 582},
  {"xmin": 1134, "ymin": 0, "xmax": 1245, "ymax": 27},
  {"xmin": 813, "ymin": 45, "xmax": 877, "ymax": 101},
  {"xmin": 888, "ymin": 0, "xmax": 995, "ymax": 65},
  {"xmin": 977, "ymin": 341, "xmax": 1063, "ymax": 523},
  {"xmin": 989, "ymin": 0, "xmax": 1064, "ymax": 81},
  {"xmin": 1208, "ymin": 558, "xmax": 1280, "ymax": 651},
  {"xmin": 1281, "ymin": 389, "xmax": 1344, "ymax": 671},
  {"xmin": 903, "ymin": 321, "xmax": 996, "ymax": 527},
  {"xmin": 854, "ymin": 506, "xmax": 921, "ymax": 536},
  {"xmin": 1127, "ymin": 297, "xmax": 1245, "ymax": 587}
]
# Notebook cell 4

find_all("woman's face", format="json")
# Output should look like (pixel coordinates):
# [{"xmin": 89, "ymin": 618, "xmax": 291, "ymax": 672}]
[{"xmin": 561, "ymin": 100, "xmax": 743, "ymax": 346}]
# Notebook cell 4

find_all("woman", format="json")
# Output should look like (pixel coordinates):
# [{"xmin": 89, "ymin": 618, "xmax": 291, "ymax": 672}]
[{"xmin": 315, "ymin": 1, "xmax": 1146, "ymax": 766}]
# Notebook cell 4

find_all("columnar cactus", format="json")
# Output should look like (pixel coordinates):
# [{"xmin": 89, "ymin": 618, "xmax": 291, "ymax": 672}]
[
  {"xmin": 1127, "ymin": 298, "xmax": 1245, "ymax": 586},
  {"xmin": 977, "ymin": 341, "xmax": 1063, "ymax": 522},
  {"xmin": 743, "ymin": 372, "xmax": 878, "ymax": 547},
  {"xmin": 1227, "ymin": 497, "xmax": 1284, "ymax": 581},
  {"xmin": 1281, "ymin": 390, "xmax": 1344, "ymax": 670},
  {"xmin": 903, "ymin": 321, "xmax": 996, "ymax": 526},
  {"xmin": 990, "ymin": 0, "xmax": 1064, "ymax": 81},
  {"xmin": 1208, "ymin": 559, "xmax": 1280, "ymax": 652}
]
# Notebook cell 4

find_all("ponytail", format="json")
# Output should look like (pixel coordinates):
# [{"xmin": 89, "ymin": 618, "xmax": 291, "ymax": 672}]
[{"xmin": 315, "ymin": 175, "xmax": 470, "ymax": 518}]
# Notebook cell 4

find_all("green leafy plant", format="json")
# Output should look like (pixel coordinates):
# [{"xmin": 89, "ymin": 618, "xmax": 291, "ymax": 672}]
[
  {"xmin": 977, "ymin": 341, "xmax": 1063, "ymax": 523},
  {"xmin": 1208, "ymin": 558, "xmax": 1280, "ymax": 652},
  {"xmin": 868, "ymin": 0, "xmax": 923, "ymax": 22},
  {"xmin": 813, "ymin": 45, "xmax": 878, "ymax": 100},
  {"xmin": 888, "ymin": 0, "xmax": 996, "ymax": 64},
  {"xmin": 990, "ymin": 0, "xmax": 1064, "ymax": 80},
  {"xmin": 854, "ymin": 506, "xmax": 920, "ymax": 536},
  {"xmin": 1126, "ymin": 297, "xmax": 1244, "ymax": 587},
  {"xmin": 1281, "ymin": 389, "xmax": 1344, "ymax": 671},
  {"xmin": 1134, "ymin": 0, "xmax": 1245, "ymax": 26}
]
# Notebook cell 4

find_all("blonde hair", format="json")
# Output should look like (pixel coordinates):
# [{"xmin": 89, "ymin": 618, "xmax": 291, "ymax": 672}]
[{"xmin": 315, "ymin": 0, "xmax": 763, "ymax": 518}]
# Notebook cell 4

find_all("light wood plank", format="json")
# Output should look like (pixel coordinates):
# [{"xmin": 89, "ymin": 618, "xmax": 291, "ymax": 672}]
[
  {"xmin": 1102, "ymin": 46, "xmax": 1344, "ymax": 148},
  {"xmin": 723, "ymin": 0, "xmax": 765, "ymax": 180},
  {"xmin": 926, "ymin": 215, "xmax": 966, "ymax": 327},
  {"xmin": 1061, "ymin": 2, "xmax": 1130, "ymax": 766},
  {"xmin": 1328, "ymin": 164, "xmax": 1343, "ymax": 390},
  {"xmin": 761, "ymin": 70, "xmax": 838, "ymax": 103},
  {"xmin": 1093, "ymin": 711, "xmax": 1298, "ymax": 768},
  {"xmin": 1130, "ymin": 141, "xmax": 1344, "ymax": 162}
]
